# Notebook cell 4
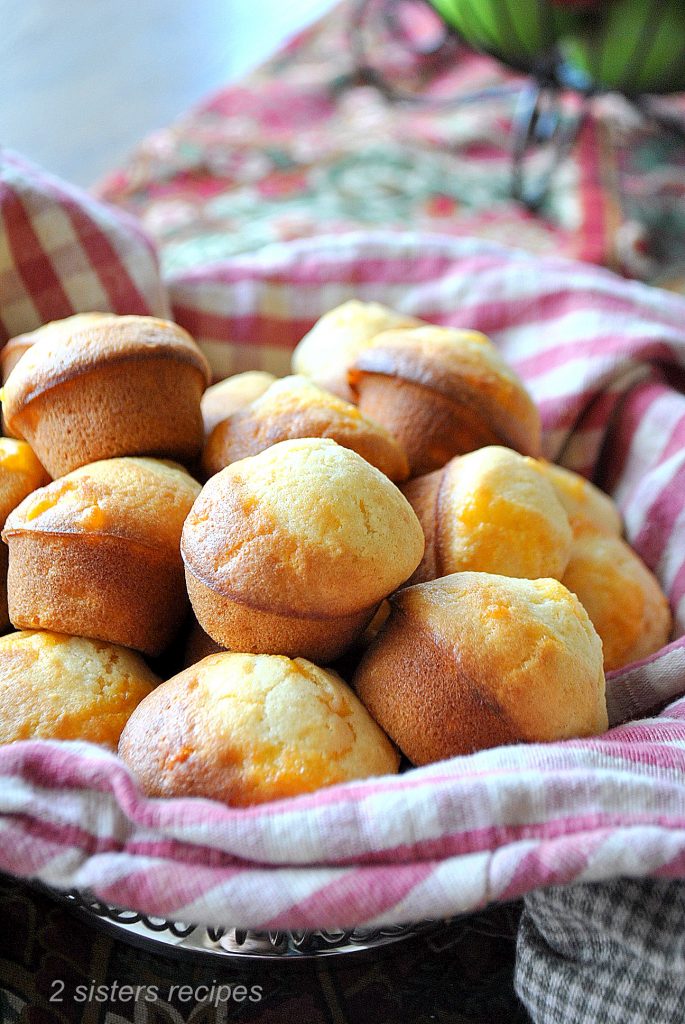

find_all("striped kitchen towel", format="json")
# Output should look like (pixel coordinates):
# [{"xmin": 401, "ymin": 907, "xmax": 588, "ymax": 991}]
[{"xmin": 0, "ymin": 149, "xmax": 684, "ymax": 929}]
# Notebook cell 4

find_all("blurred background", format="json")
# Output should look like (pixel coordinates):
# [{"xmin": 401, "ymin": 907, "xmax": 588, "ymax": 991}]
[{"xmin": 0, "ymin": 0, "xmax": 336, "ymax": 185}]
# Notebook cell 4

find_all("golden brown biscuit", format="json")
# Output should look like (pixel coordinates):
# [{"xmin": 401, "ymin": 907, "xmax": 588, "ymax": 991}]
[
  {"xmin": 536, "ymin": 460, "xmax": 622, "ymax": 536},
  {"xmin": 119, "ymin": 652, "xmax": 399, "ymax": 805},
  {"xmin": 561, "ymin": 523, "xmax": 672, "ymax": 671},
  {"xmin": 3, "ymin": 457, "xmax": 201, "ymax": 655},
  {"xmin": 0, "ymin": 438, "xmax": 50, "ymax": 630},
  {"xmin": 2, "ymin": 315, "xmax": 211, "ymax": 477},
  {"xmin": 348, "ymin": 326, "xmax": 541, "ymax": 476},
  {"xmin": 292, "ymin": 300, "xmax": 423, "ymax": 401},
  {"xmin": 182, "ymin": 437, "xmax": 425, "ymax": 662},
  {"xmin": 202, "ymin": 374, "xmax": 410, "ymax": 481},
  {"xmin": 0, "ymin": 630, "xmax": 159, "ymax": 749},
  {"xmin": 354, "ymin": 573, "xmax": 607, "ymax": 765},
  {"xmin": 201, "ymin": 371, "xmax": 276, "ymax": 437},
  {"xmin": 0, "ymin": 438, "xmax": 50, "ymax": 523},
  {"xmin": 0, "ymin": 313, "xmax": 112, "ymax": 385},
  {"xmin": 402, "ymin": 446, "xmax": 572, "ymax": 584}
]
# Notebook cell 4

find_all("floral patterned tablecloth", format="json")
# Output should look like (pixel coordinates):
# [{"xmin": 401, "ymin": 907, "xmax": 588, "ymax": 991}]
[{"xmin": 97, "ymin": 0, "xmax": 685, "ymax": 292}]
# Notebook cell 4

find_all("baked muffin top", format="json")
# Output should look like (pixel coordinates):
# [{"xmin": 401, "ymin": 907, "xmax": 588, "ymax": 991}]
[
  {"xmin": 3, "ymin": 456, "xmax": 200, "ymax": 551},
  {"xmin": 349, "ymin": 326, "xmax": 541, "ymax": 456},
  {"xmin": 183, "ymin": 437, "xmax": 425, "ymax": 617},
  {"xmin": 388, "ymin": 572, "xmax": 607, "ymax": 741},
  {"xmin": 0, "ymin": 312, "xmax": 112, "ymax": 382},
  {"xmin": 0, "ymin": 629, "xmax": 159, "ymax": 748},
  {"xmin": 202, "ymin": 374, "xmax": 410, "ymax": 481},
  {"xmin": 0, "ymin": 438, "xmax": 50, "ymax": 524},
  {"xmin": 536, "ymin": 460, "xmax": 622, "ymax": 536},
  {"xmin": 292, "ymin": 300, "xmax": 422, "ymax": 399},
  {"xmin": 435, "ymin": 446, "xmax": 572, "ymax": 580},
  {"xmin": 562, "ymin": 521, "xmax": 671, "ymax": 670},
  {"xmin": 119, "ymin": 651, "xmax": 399, "ymax": 805},
  {"xmin": 201, "ymin": 370, "xmax": 276, "ymax": 436},
  {"xmin": 2, "ymin": 315, "xmax": 211, "ymax": 422}
]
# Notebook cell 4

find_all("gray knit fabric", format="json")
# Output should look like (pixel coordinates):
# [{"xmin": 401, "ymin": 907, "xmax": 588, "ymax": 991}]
[{"xmin": 515, "ymin": 878, "xmax": 685, "ymax": 1023}]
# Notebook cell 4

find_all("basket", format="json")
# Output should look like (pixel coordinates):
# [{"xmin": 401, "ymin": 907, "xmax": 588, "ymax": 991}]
[{"xmin": 0, "ymin": 152, "xmax": 685, "ymax": 939}]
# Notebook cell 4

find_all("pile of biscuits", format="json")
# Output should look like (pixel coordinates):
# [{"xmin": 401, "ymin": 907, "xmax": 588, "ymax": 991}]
[{"xmin": 0, "ymin": 305, "xmax": 672, "ymax": 806}]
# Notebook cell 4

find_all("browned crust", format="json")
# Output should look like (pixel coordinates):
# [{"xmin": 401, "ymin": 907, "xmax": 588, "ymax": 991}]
[
  {"xmin": 400, "ymin": 468, "xmax": 445, "ymax": 584},
  {"xmin": 353, "ymin": 375, "xmax": 505, "ymax": 476},
  {"xmin": 202, "ymin": 404, "xmax": 410, "ymax": 482},
  {"xmin": 6, "ymin": 532, "xmax": 189, "ymax": 656},
  {"xmin": 0, "ymin": 543, "xmax": 8, "ymax": 632},
  {"xmin": 117, "ymin": 662, "xmax": 275, "ymax": 806},
  {"xmin": 118, "ymin": 667, "xmax": 223, "ymax": 802},
  {"xmin": 186, "ymin": 567, "xmax": 378, "ymax": 663},
  {"xmin": 3, "ymin": 317, "xmax": 210, "ymax": 416},
  {"xmin": 6, "ymin": 359, "xmax": 206, "ymax": 477},
  {"xmin": 354, "ymin": 602, "xmax": 521, "ymax": 765},
  {"xmin": 349, "ymin": 345, "xmax": 541, "ymax": 459},
  {"xmin": 1, "ymin": 338, "xmax": 33, "ymax": 384}
]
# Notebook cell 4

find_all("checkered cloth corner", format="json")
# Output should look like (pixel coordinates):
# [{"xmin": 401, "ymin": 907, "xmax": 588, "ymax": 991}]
[
  {"xmin": 515, "ymin": 878, "xmax": 685, "ymax": 1023},
  {"xmin": 0, "ymin": 149, "xmax": 169, "ymax": 343}
]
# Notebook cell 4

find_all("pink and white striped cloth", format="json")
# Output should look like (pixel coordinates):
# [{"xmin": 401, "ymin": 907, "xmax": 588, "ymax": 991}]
[{"xmin": 1, "ymin": 151, "xmax": 685, "ymax": 929}]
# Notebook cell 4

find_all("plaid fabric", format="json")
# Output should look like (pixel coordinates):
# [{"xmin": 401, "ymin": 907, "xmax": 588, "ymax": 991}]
[
  {"xmin": 0, "ymin": 149, "xmax": 169, "ymax": 341},
  {"xmin": 1, "ymin": 153, "xmax": 685, "ymax": 937},
  {"xmin": 516, "ymin": 878, "xmax": 685, "ymax": 1023}
]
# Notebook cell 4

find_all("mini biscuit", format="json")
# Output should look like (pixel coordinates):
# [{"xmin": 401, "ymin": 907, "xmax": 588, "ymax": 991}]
[
  {"xmin": 202, "ymin": 374, "xmax": 409, "ymax": 481},
  {"xmin": 119, "ymin": 652, "xmax": 399, "ymax": 806},
  {"xmin": 182, "ymin": 437, "xmax": 425, "ymax": 662},
  {"xmin": 536, "ymin": 460, "xmax": 622, "ymax": 536},
  {"xmin": 292, "ymin": 300, "xmax": 423, "ymax": 401},
  {"xmin": 3, "ymin": 457, "xmax": 201, "ymax": 655},
  {"xmin": 2, "ymin": 315, "xmax": 211, "ymax": 476},
  {"xmin": 354, "ymin": 572, "xmax": 608, "ymax": 765},
  {"xmin": 0, "ymin": 630, "xmax": 159, "ymax": 749},
  {"xmin": 0, "ymin": 312, "xmax": 112, "ymax": 385},
  {"xmin": 0, "ymin": 439, "xmax": 50, "ymax": 630},
  {"xmin": 348, "ymin": 326, "xmax": 541, "ymax": 476},
  {"xmin": 561, "ymin": 523, "xmax": 672, "ymax": 671},
  {"xmin": 402, "ymin": 446, "xmax": 572, "ymax": 584},
  {"xmin": 201, "ymin": 371, "xmax": 276, "ymax": 437}
]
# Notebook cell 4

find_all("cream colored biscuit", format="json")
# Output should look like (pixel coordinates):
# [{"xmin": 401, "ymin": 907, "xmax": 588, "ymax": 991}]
[
  {"xmin": 292, "ymin": 300, "xmax": 423, "ymax": 401},
  {"xmin": 0, "ymin": 312, "xmax": 112, "ymax": 385},
  {"xmin": 2, "ymin": 315, "xmax": 211, "ymax": 476},
  {"xmin": 119, "ymin": 652, "xmax": 399, "ymax": 805},
  {"xmin": 201, "ymin": 371, "xmax": 276, "ymax": 437},
  {"xmin": 0, "ymin": 439, "xmax": 50, "ymax": 526},
  {"xmin": 202, "ymin": 374, "xmax": 409, "ymax": 481},
  {"xmin": 348, "ymin": 326, "xmax": 541, "ymax": 475},
  {"xmin": 0, "ymin": 629, "xmax": 159, "ymax": 749},
  {"xmin": 3, "ymin": 457, "xmax": 201, "ymax": 655},
  {"xmin": 403, "ymin": 446, "xmax": 572, "ymax": 583},
  {"xmin": 562, "ymin": 523, "xmax": 672, "ymax": 671},
  {"xmin": 5, "ymin": 456, "xmax": 200, "ymax": 550},
  {"xmin": 354, "ymin": 572, "xmax": 607, "ymax": 765},
  {"xmin": 0, "ymin": 438, "xmax": 50, "ymax": 629},
  {"xmin": 182, "ymin": 437, "xmax": 425, "ymax": 661},
  {"xmin": 535, "ymin": 460, "xmax": 622, "ymax": 536}
]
